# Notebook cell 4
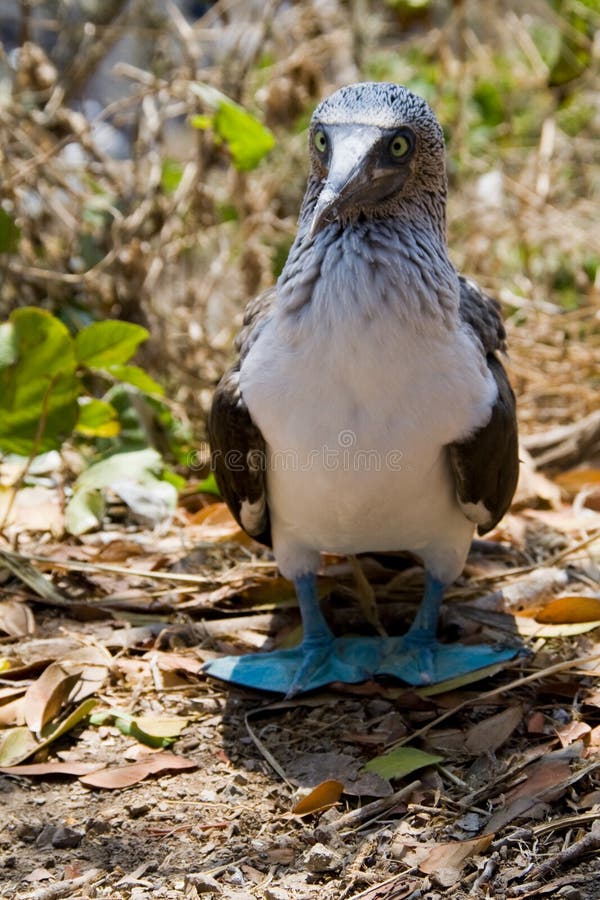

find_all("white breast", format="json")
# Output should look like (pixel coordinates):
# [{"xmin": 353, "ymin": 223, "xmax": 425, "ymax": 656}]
[{"xmin": 240, "ymin": 231, "xmax": 497, "ymax": 584}]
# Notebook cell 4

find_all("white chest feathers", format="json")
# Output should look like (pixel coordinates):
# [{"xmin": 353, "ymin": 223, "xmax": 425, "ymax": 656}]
[{"xmin": 239, "ymin": 236, "xmax": 497, "ymax": 582}]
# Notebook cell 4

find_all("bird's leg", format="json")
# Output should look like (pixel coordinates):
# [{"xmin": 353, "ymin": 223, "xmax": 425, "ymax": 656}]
[
  {"xmin": 403, "ymin": 572, "xmax": 445, "ymax": 647},
  {"xmin": 202, "ymin": 572, "xmax": 380, "ymax": 696},
  {"xmin": 376, "ymin": 571, "xmax": 517, "ymax": 685}
]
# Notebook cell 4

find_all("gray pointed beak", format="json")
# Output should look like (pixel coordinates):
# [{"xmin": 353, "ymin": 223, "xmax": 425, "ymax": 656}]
[{"xmin": 309, "ymin": 126, "xmax": 382, "ymax": 240}]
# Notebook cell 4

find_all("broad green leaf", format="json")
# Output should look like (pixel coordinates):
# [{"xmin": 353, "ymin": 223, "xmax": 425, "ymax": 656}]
[
  {"xmin": 76, "ymin": 399, "xmax": 120, "ymax": 437},
  {"xmin": 362, "ymin": 747, "xmax": 443, "ymax": 780},
  {"xmin": 74, "ymin": 320, "xmax": 148, "ymax": 367},
  {"xmin": 65, "ymin": 448, "xmax": 177, "ymax": 535},
  {"xmin": 102, "ymin": 364, "xmax": 164, "ymax": 396},
  {"xmin": 0, "ymin": 308, "xmax": 79, "ymax": 455},
  {"xmin": 0, "ymin": 209, "xmax": 20, "ymax": 253},
  {"xmin": 190, "ymin": 85, "xmax": 275, "ymax": 171}
]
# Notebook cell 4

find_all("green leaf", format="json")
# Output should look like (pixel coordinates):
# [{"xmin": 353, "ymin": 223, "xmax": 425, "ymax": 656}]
[
  {"xmin": 75, "ymin": 399, "xmax": 120, "ymax": 438},
  {"xmin": 75, "ymin": 320, "xmax": 149, "ymax": 368},
  {"xmin": 0, "ymin": 209, "xmax": 20, "ymax": 253},
  {"xmin": 362, "ymin": 747, "xmax": 443, "ymax": 780},
  {"xmin": 102, "ymin": 364, "xmax": 164, "ymax": 396},
  {"xmin": 65, "ymin": 448, "xmax": 177, "ymax": 535},
  {"xmin": 0, "ymin": 308, "xmax": 79, "ymax": 455},
  {"xmin": 89, "ymin": 709, "xmax": 189, "ymax": 748},
  {"xmin": 190, "ymin": 85, "xmax": 275, "ymax": 171}
]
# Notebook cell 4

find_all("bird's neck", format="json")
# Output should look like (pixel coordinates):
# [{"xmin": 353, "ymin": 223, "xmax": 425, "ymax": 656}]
[{"xmin": 277, "ymin": 189, "xmax": 458, "ymax": 331}]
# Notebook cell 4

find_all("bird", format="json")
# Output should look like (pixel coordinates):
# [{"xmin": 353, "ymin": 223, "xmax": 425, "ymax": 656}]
[{"xmin": 204, "ymin": 82, "xmax": 519, "ymax": 696}]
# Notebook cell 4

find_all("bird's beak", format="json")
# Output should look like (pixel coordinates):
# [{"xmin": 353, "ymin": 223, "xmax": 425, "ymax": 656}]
[{"xmin": 309, "ymin": 126, "xmax": 381, "ymax": 239}]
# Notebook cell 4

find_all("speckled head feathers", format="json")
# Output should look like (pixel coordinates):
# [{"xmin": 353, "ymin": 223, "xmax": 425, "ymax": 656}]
[{"xmin": 313, "ymin": 82, "xmax": 444, "ymax": 147}]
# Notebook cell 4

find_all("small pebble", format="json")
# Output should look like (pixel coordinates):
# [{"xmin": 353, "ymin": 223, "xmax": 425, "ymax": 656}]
[
  {"xmin": 303, "ymin": 842, "xmax": 342, "ymax": 874},
  {"xmin": 185, "ymin": 873, "xmax": 222, "ymax": 894},
  {"xmin": 128, "ymin": 803, "xmax": 151, "ymax": 819},
  {"xmin": 557, "ymin": 887, "xmax": 581, "ymax": 900}
]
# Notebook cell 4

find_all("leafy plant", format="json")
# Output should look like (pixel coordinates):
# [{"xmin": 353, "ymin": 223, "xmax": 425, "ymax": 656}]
[
  {"xmin": 190, "ymin": 84, "xmax": 275, "ymax": 171},
  {"xmin": 0, "ymin": 308, "xmax": 181, "ymax": 533}
]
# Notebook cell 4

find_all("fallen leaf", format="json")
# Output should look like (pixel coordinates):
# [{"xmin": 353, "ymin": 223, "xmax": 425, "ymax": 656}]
[
  {"xmin": 0, "ymin": 600, "xmax": 35, "ymax": 637},
  {"xmin": 555, "ymin": 720, "xmax": 591, "ymax": 747},
  {"xmin": 535, "ymin": 596, "xmax": 600, "ymax": 624},
  {"xmin": 24, "ymin": 645, "xmax": 111, "ymax": 736},
  {"xmin": 285, "ymin": 750, "xmax": 392, "ymax": 797},
  {"xmin": 24, "ymin": 666, "xmax": 81, "ymax": 736},
  {"xmin": 555, "ymin": 468, "xmax": 600, "ymax": 493},
  {"xmin": 0, "ymin": 726, "xmax": 39, "ymax": 767},
  {"xmin": 0, "ymin": 761, "xmax": 102, "ymax": 777},
  {"xmin": 78, "ymin": 751, "xmax": 197, "ymax": 789},
  {"xmin": 0, "ymin": 694, "xmax": 26, "ymax": 726},
  {"xmin": 418, "ymin": 835, "xmax": 494, "ymax": 886},
  {"xmin": 485, "ymin": 753, "xmax": 573, "ymax": 833},
  {"xmin": 464, "ymin": 705, "xmax": 523, "ymax": 755},
  {"xmin": 188, "ymin": 502, "xmax": 249, "ymax": 543},
  {"xmin": 0, "ymin": 698, "xmax": 96, "ymax": 766},
  {"xmin": 418, "ymin": 661, "xmax": 512, "ymax": 696},
  {"xmin": 89, "ymin": 709, "xmax": 188, "ymax": 747},
  {"xmin": 362, "ymin": 747, "xmax": 443, "ymax": 780},
  {"xmin": 292, "ymin": 780, "xmax": 344, "ymax": 816}
]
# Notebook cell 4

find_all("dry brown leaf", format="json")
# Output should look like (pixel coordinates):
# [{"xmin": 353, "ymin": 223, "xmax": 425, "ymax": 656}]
[
  {"xmin": 292, "ymin": 779, "xmax": 344, "ymax": 816},
  {"xmin": 0, "ymin": 695, "xmax": 26, "ymax": 726},
  {"xmin": 535, "ymin": 596, "xmax": 600, "ymax": 624},
  {"xmin": 24, "ymin": 665, "xmax": 81, "ymax": 736},
  {"xmin": 464, "ymin": 705, "xmax": 523, "ymax": 756},
  {"xmin": 417, "ymin": 835, "xmax": 494, "ymax": 886},
  {"xmin": 485, "ymin": 753, "xmax": 574, "ymax": 833},
  {"xmin": 555, "ymin": 721, "xmax": 591, "ymax": 748},
  {"xmin": 23, "ymin": 644, "xmax": 112, "ymax": 736},
  {"xmin": 78, "ymin": 751, "xmax": 197, "ymax": 789},
  {"xmin": 188, "ymin": 502, "xmax": 247, "ymax": 542},
  {"xmin": 0, "ymin": 600, "xmax": 35, "ymax": 637}
]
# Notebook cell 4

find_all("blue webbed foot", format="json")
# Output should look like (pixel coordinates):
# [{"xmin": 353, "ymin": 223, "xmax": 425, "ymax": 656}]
[
  {"xmin": 375, "ymin": 631, "xmax": 517, "ymax": 685},
  {"xmin": 375, "ymin": 572, "xmax": 517, "ymax": 685},
  {"xmin": 202, "ymin": 570, "xmax": 519, "ymax": 695},
  {"xmin": 203, "ymin": 572, "xmax": 380, "ymax": 696},
  {"xmin": 203, "ymin": 634, "xmax": 381, "ymax": 696}
]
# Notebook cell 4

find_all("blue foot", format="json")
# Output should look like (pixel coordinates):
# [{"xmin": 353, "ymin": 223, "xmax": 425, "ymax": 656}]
[
  {"xmin": 202, "ymin": 571, "xmax": 518, "ymax": 695},
  {"xmin": 203, "ymin": 635, "xmax": 381, "ymax": 696},
  {"xmin": 375, "ymin": 634, "xmax": 517, "ymax": 685}
]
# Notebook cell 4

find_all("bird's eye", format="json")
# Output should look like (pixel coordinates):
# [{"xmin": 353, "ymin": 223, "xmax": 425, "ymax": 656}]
[
  {"xmin": 389, "ymin": 133, "xmax": 411, "ymax": 159},
  {"xmin": 314, "ymin": 130, "xmax": 327, "ymax": 153}
]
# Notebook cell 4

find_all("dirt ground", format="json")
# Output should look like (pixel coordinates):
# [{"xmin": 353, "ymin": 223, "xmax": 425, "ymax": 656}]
[{"xmin": 1, "ymin": 510, "xmax": 599, "ymax": 900}]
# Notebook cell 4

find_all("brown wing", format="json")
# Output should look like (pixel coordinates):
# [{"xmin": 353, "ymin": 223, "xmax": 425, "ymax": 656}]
[
  {"xmin": 207, "ymin": 288, "xmax": 276, "ymax": 547},
  {"xmin": 448, "ymin": 278, "xmax": 519, "ymax": 535}
]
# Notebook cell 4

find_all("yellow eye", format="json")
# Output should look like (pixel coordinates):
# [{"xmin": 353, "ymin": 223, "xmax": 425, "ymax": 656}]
[
  {"xmin": 390, "ymin": 134, "xmax": 411, "ymax": 159},
  {"xmin": 314, "ymin": 129, "xmax": 327, "ymax": 153}
]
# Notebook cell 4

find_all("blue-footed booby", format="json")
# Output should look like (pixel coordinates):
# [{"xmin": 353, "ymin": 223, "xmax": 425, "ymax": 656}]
[{"xmin": 204, "ymin": 82, "xmax": 519, "ymax": 695}]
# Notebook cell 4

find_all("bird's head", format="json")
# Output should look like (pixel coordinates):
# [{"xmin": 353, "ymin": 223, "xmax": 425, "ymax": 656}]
[{"xmin": 306, "ymin": 82, "xmax": 447, "ymax": 239}]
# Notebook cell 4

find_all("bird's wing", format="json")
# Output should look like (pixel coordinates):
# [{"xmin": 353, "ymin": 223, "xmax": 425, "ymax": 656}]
[
  {"xmin": 448, "ymin": 277, "xmax": 519, "ymax": 535},
  {"xmin": 208, "ymin": 288, "xmax": 276, "ymax": 547}
]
